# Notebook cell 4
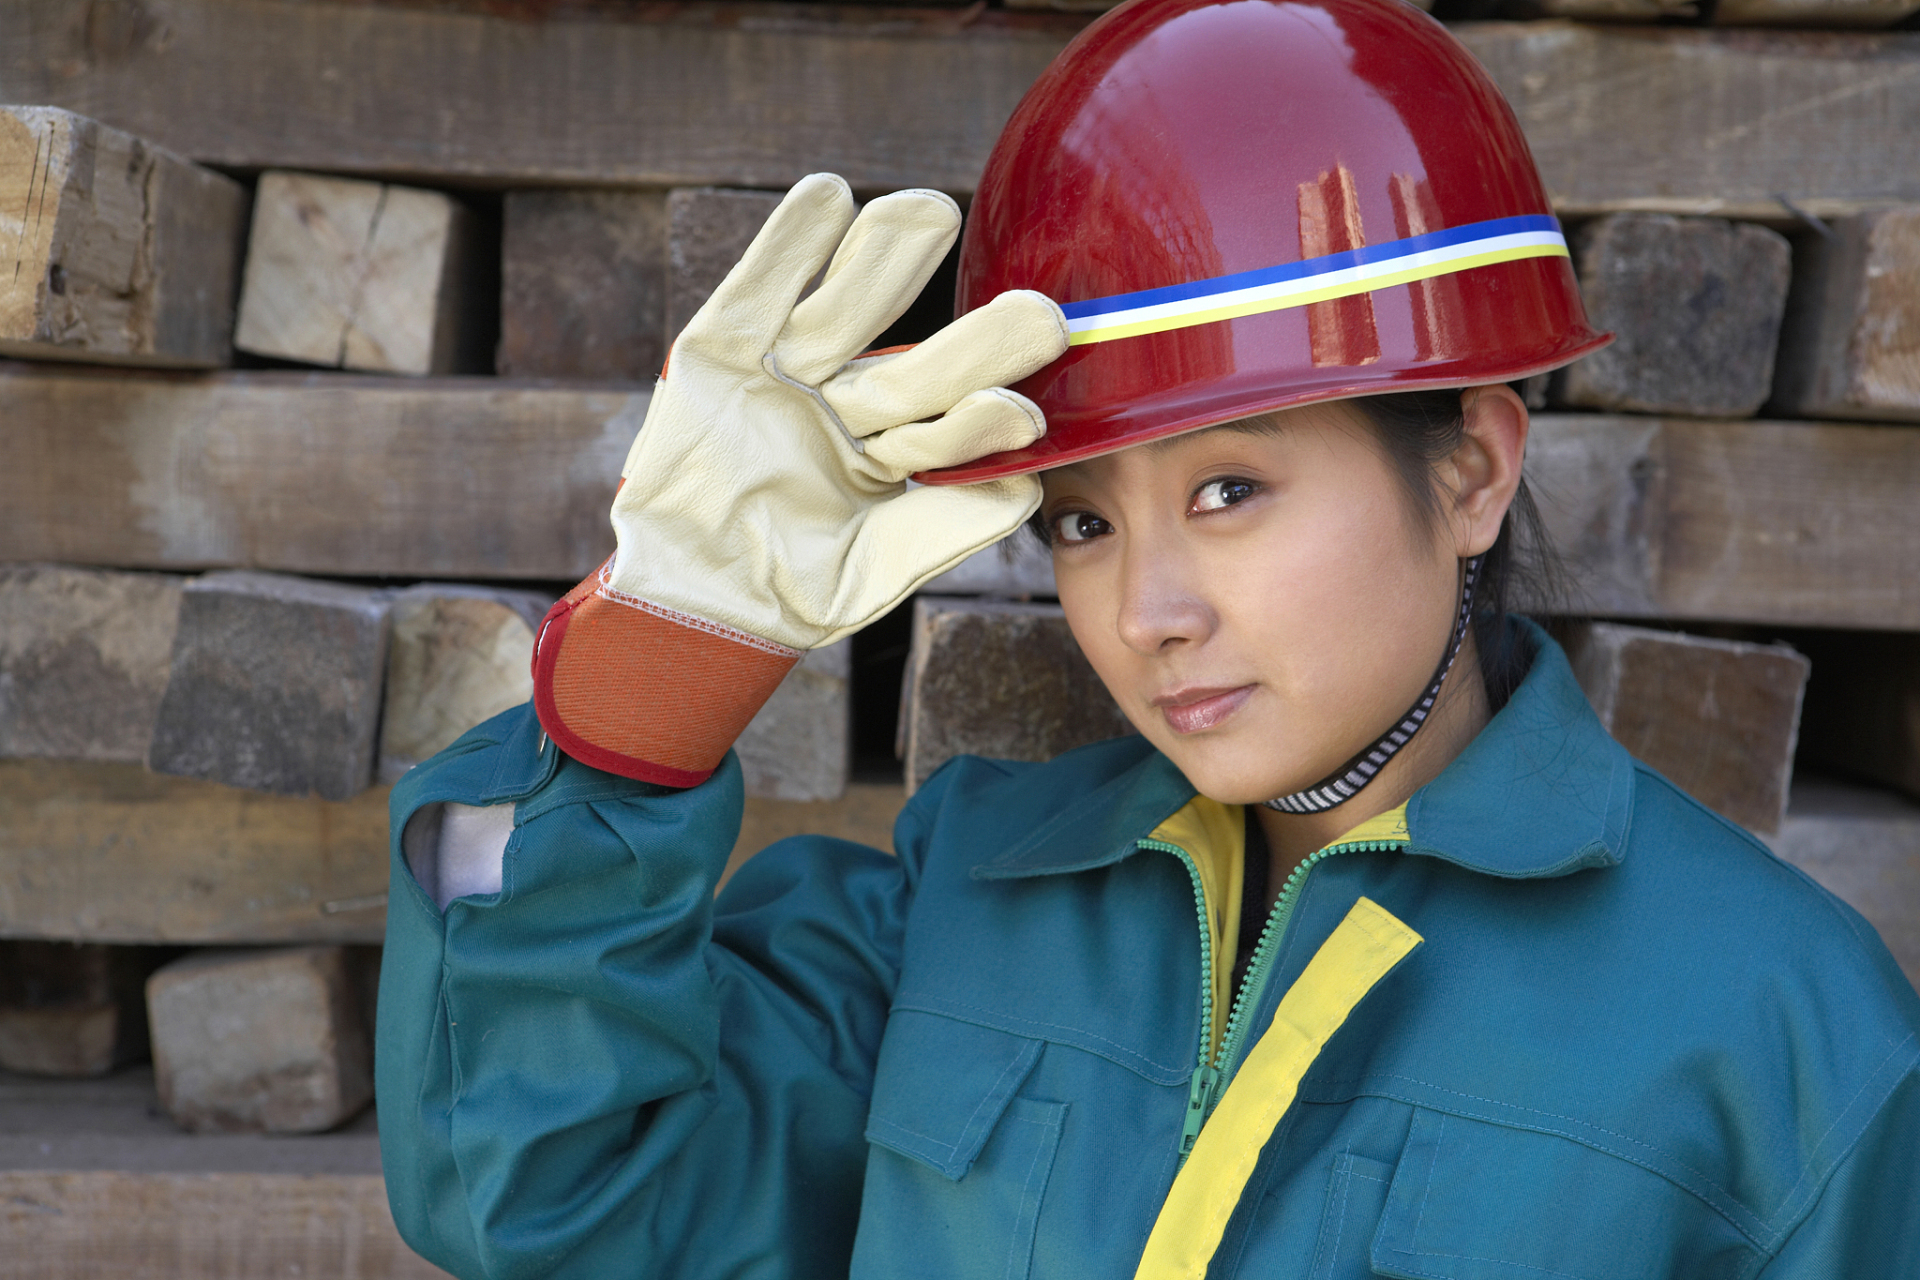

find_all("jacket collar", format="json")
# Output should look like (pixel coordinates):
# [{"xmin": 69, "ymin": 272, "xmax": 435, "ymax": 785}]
[{"xmin": 973, "ymin": 619, "xmax": 1632, "ymax": 882}]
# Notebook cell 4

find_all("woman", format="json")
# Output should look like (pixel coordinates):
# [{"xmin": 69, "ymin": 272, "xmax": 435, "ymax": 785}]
[{"xmin": 378, "ymin": 1, "xmax": 1920, "ymax": 1276}]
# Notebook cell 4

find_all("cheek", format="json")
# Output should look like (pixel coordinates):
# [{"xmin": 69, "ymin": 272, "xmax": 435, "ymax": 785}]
[{"xmin": 1233, "ymin": 494, "xmax": 1456, "ymax": 731}]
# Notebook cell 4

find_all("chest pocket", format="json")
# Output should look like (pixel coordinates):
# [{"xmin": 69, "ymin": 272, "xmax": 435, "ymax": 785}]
[
  {"xmin": 1345, "ymin": 1107, "xmax": 1758, "ymax": 1280},
  {"xmin": 856, "ymin": 1009, "xmax": 1068, "ymax": 1280}
]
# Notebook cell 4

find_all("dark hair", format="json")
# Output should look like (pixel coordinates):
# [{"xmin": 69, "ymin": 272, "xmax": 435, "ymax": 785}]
[{"xmin": 1025, "ymin": 387, "xmax": 1564, "ymax": 709}]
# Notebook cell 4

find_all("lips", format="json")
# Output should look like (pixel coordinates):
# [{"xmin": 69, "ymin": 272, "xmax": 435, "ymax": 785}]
[{"xmin": 1151, "ymin": 685, "xmax": 1254, "ymax": 735}]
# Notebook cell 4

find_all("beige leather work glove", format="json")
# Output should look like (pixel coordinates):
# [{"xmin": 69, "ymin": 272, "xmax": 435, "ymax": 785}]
[{"xmin": 533, "ymin": 174, "xmax": 1069, "ymax": 786}]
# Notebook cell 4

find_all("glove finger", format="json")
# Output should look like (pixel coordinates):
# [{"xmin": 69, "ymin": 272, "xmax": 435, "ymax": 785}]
[
  {"xmin": 822, "ymin": 290, "xmax": 1068, "ymax": 436},
  {"xmin": 819, "ymin": 477, "xmax": 1043, "ymax": 645},
  {"xmin": 773, "ymin": 189, "xmax": 962, "ymax": 386},
  {"xmin": 673, "ymin": 174, "xmax": 856, "ymax": 370},
  {"xmin": 858, "ymin": 388, "xmax": 1047, "ymax": 483}
]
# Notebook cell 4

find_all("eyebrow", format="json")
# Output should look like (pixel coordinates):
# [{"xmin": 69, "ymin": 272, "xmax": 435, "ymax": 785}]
[{"xmin": 1142, "ymin": 415, "xmax": 1284, "ymax": 457}]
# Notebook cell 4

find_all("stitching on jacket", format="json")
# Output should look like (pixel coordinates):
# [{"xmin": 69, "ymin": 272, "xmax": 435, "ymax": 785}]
[
  {"xmin": 1762, "ymin": 1031, "xmax": 1916, "ymax": 1225},
  {"xmin": 891, "ymin": 999, "xmax": 1186, "ymax": 1080},
  {"xmin": 867, "ymin": 1115, "xmax": 956, "ymax": 1160},
  {"xmin": 1413, "ymin": 1112, "xmax": 1443, "ymax": 1243},
  {"xmin": 1380, "ymin": 1248, "xmax": 1601, "ymax": 1280},
  {"xmin": 1006, "ymin": 1112, "xmax": 1058, "ymax": 1279},
  {"xmin": 1318, "ymin": 1144, "xmax": 1355, "ymax": 1277},
  {"xmin": 949, "ymin": 1043, "xmax": 1039, "ymax": 1168},
  {"xmin": 1315, "ymin": 1074, "xmax": 1775, "ymax": 1248}
]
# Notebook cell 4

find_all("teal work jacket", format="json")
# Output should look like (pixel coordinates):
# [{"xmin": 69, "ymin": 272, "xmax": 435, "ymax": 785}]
[{"xmin": 378, "ymin": 628, "xmax": 1920, "ymax": 1279}]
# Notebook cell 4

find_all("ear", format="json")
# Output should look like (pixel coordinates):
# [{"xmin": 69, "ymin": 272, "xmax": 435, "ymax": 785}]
[{"xmin": 1446, "ymin": 384, "xmax": 1529, "ymax": 559}]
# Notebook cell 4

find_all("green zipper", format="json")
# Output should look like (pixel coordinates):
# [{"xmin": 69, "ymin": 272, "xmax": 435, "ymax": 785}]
[{"xmin": 1149, "ymin": 834, "xmax": 1408, "ymax": 1165}]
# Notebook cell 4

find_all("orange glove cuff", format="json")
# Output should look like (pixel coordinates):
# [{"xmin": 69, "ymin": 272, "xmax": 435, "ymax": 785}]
[{"xmin": 532, "ymin": 560, "xmax": 801, "ymax": 787}]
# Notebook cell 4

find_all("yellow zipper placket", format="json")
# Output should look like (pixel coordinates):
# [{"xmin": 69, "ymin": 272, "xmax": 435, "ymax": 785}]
[{"xmin": 1142, "ymin": 805, "xmax": 1412, "ymax": 1165}]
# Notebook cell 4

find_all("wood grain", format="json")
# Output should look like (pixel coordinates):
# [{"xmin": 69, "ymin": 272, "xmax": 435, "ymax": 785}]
[
  {"xmin": 1562, "ymin": 622, "xmax": 1809, "ymax": 833},
  {"xmin": 6, "ymin": 369, "xmax": 1917, "ymax": 627},
  {"xmin": 0, "ymin": 1170, "xmax": 448, "ymax": 1279},
  {"xmin": 1524, "ymin": 415, "xmax": 1920, "ymax": 629},
  {"xmin": 235, "ymin": 172, "xmax": 482, "ymax": 376},
  {"xmin": 1, "ymin": 5, "xmax": 1917, "ymax": 213},
  {"xmin": 0, "ymin": 364, "xmax": 632, "ymax": 580},
  {"xmin": 0, "ymin": 106, "xmax": 244, "ymax": 367},
  {"xmin": 0, "ymin": 760, "xmax": 390, "ymax": 944}
]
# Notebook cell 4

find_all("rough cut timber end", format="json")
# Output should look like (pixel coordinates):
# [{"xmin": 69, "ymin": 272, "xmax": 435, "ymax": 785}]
[
  {"xmin": 667, "ymin": 187, "xmax": 783, "ymax": 340},
  {"xmin": 735, "ymin": 640, "xmax": 851, "ymax": 803},
  {"xmin": 234, "ymin": 170, "xmax": 480, "ymax": 376},
  {"xmin": 902, "ymin": 598, "xmax": 1134, "ymax": 793},
  {"xmin": 0, "ymin": 564, "xmax": 184, "ymax": 763},
  {"xmin": 146, "ymin": 571, "xmax": 391, "ymax": 801},
  {"xmin": 499, "ymin": 188, "xmax": 668, "ymax": 380},
  {"xmin": 0, "ymin": 105, "xmax": 244, "ymax": 368},
  {"xmin": 379, "ymin": 584, "xmax": 551, "ymax": 781},
  {"xmin": 1771, "ymin": 204, "xmax": 1920, "ymax": 423},
  {"xmin": 1557, "ymin": 213, "xmax": 1791, "ymax": 418},
  {"xmin": 0, "ymin": 760, "xmax": 390, "ymax": 945},
  {"xmin": 147, "ymin": 945, "xmax": 374, "ymax": 1135},
  {"xmin": 0, "ymin": 941, "xmax": 170, "ymax": 1078},
  {"xmin": 1563, "ymin": 621, "xmax": 1810, "ymax": 834}
]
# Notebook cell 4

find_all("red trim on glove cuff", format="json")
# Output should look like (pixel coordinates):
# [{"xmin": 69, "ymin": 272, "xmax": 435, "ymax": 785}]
[{"xmin": 532, "ymin": 561, "xmax": 801, "ymax": 787}]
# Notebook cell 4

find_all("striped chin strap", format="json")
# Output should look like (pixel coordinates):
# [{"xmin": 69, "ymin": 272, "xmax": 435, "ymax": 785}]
[{"xmin": 1262, "ymin": 555, "xmax": 1482, "ymax": 816}]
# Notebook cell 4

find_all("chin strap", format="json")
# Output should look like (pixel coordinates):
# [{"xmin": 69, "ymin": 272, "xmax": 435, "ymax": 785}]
[{"xmin": 1262, "ymin": 555, "xmax": 1482, "ymax": 816}]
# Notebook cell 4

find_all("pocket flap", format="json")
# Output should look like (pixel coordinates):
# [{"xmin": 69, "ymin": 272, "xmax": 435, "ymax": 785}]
[
  {"xmin": 1369, "ymin": 1108, "xmax": 1755, "ymax": 1280},
  {"xmin": 865, "ymin": 1009, "xmax": 1045, "ymax": 1180}
]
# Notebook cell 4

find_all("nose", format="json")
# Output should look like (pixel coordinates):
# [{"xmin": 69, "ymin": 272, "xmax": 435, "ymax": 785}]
[{"xmin": 1113, "ymin": 541, "xmax": 1215, "ymax": 656}]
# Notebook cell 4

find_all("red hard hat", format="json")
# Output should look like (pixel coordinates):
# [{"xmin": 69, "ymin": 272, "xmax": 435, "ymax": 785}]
[{"xmin": 924, "ymin": 0, "xmax": 1609, "ymax": 484}]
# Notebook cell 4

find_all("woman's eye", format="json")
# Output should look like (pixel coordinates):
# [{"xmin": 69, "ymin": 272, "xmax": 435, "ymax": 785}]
[
  {"xmin": 1191, "ymin": 478, "xmax": 1259, "ymax": 513},
  {"xmin": 1051, "ymin": 511, "xmax": 1112, "ymax": 544}
]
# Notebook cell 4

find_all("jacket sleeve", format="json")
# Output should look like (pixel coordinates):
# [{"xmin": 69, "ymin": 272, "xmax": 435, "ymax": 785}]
[
  {"xmin": 375, "ymin": 702, "xmax": 911, "ymax": 1280},
  {"xmin": 1755, "ymin": 1059, "xmax": 1920, "ymax": 1276}
]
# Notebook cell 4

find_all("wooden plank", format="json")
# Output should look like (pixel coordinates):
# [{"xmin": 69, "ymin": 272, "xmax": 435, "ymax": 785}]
[
  {"xmin": 2, "ymin": 6, "xmax": 1918, "ymax": 213},
  {"xmin": 1524, "ymin": 415, "xmax": 1920, "ymax": 629},
  {"xmin": 235, "ymin": 172, "xmax": 484, "ymax": 376},
  {"xmin": 0, "ymin": 943, "xmax": 168, "ymax": 1078},
  {"xmin": 1562, "ymin": 622, "xmax": 1808, "ymax": 833},
  {"xmin": 6, "ymin": 368, "xmax": 1917, "ymax": 626},
  {"xmin": 901, "ymin": 598, "xmax": 1133, "ymax": 793},
  {"xmin": 0, "ymin": 1169, "xmax": 448, "ymax": 1279},
  {"xmin": 1450, "ymin": 22, "xmax": 1920, "ymax": 220},
  {"xmin": 0, "ymin": 565, "xmax": 183, "ymax": 763},
  {"xmin": 667, "ymin": 187, "xmax": 784, "ymax": 340},
  {"xmin": 1765, "ymin": 777, "xmax": 1920, "ymax": 994},
  {"xmin": 0, "ymin": 1066, "xmax": 443, "ymax": 1276},
  {"xmin": 1771, "ymin": 205, "xmax": 1920, "ymax": 423},
  {"xmin": 0, "ymin": 0, "xmax": 1076, "ymax": 194},
  {"xmin": 498, "ymin": 188, "xmax": 668, "ymax": 380},
  {"xmin": 1556, "ymin": 214, "xmax": 1790, "ymax": 419},
  {"xmin": 0, "ymin": 364, "xmax": 631, "ymax": 581},
  {"xmin": 735, "ymin": 641, "xmax": 852, "ymax": 803},
  {"xmin": 147, "ymin": 572, "xmax": 391, "ymax": 801},
  {"xmin": 379, "ymin": 585, "xmax": 550, "ymax": 782},
  {"xmin": 0, "ymin": 760, "xmax": 389, "ymax": 945},
  {"xmin": 0, "ymin": 106, "xmax": 245, "ymax": 368},
  {"xmin": 148, "ymin": 946, "xmax": 373, "ymax": 1134}
]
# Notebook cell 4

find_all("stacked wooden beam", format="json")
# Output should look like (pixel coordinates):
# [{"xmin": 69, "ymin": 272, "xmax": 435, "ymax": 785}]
[{"xmin": 3, "ymin": 6, "xmax": 1919, "ymax": 1276}]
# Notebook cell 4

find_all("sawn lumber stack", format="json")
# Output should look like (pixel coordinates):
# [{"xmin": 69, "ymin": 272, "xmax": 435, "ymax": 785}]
[{"xmin": 2, "ymin": 7, "xmax": 1919, "ymax": 1278}]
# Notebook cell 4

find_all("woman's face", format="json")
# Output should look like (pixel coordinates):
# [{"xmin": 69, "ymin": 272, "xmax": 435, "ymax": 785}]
[{"xmin": 1040, "ymin": 400, "xmax": 1487, "ymax": 808}]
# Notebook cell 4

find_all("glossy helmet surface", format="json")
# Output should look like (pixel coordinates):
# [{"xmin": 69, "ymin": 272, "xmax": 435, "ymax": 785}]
[{"xmin": 925, "ymin": 0, "xmax": 1608, "ymax": 483}]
